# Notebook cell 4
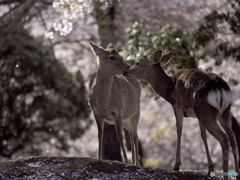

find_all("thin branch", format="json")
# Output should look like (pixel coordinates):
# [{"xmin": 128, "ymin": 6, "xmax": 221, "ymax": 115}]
[
  {"xmin": 0, "ymin": 2, "xmax": 22, "ymax": 21},
  {"xmin": 51, "ymin": 38, "xmax": 93, "ymax": 47},
  {"xmin": 0, "ymin": 0, "xmax": 24, "ymax": 6},
  {"xmin": 1, "ymin": 0, "xmax": 37, "ymax": 36}
]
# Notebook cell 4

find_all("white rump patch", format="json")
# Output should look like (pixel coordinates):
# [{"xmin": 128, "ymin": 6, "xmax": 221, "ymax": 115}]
[{"xmin": 207, "ymin": 89, "xmax": 232, "ymax": 114}]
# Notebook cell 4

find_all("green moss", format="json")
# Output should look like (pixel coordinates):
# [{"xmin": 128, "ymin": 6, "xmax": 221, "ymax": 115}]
[
  {"xmin": 67, "ymin": 157, "xmax": 101, "ymax": 169},
  {"xmin": 0, "ymin": 158, "xmax": 26, "ymax": 171},
  {"xmin": 67, "ymin": 157, "xmax": 127, "ymax": 169}
]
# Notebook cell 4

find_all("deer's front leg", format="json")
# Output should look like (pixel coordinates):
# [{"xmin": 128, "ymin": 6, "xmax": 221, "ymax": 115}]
[
  {"xmin": 94, "ymin": 114, "xmax": 104, "ymax": 160},
  {"xmin": 173, "ymin": 107, "xmax": 184, "ymax": 171}
]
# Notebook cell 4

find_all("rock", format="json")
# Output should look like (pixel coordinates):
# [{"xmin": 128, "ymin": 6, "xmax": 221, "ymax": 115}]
[{"xmin": 0, "ymin": 157, "xmax": 220, "ymax": 180}]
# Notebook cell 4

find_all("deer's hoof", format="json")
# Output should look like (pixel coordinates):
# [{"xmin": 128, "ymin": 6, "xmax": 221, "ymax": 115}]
[
  {"xmin": 172, "ymin": 167, "xmax": 179, "ymax": 171},
  {"xmin": 208, "ymin": 165, "xmax": 214, "ymax": 175},
  {"xmin": 172, "ymin": 162, "xmax": 181, "ymax": 171}
]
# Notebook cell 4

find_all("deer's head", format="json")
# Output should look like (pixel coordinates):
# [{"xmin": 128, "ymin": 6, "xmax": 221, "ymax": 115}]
[
  {"xmin": 89, "ymin": 42, "xmax": 130, "ymax": 76},
  {"xmin": 123, "ymin": 50, "xmax": 173, "ymax": 80}
]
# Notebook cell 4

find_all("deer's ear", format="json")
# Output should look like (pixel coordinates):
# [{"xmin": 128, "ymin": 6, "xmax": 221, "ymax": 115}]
[
  {"xmin": 89, "ymin": 42, "xmax": 105, "ymax": 56},
  {"xmin": 106, "ymin": 42, "xmax": 115, "ymax": 49},
  {"xmin": 148, "ymin": 50, "xmax": 163, "ymax": 64},
  {"xmin": 160, "ymin": 51, "xmax": 173, "ymax": 66}
]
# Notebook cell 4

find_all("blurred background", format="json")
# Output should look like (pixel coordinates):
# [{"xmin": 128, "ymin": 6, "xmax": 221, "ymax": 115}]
[{"xmin": 0, "ymin": 0, "xmax": 240, "ymax": 171}]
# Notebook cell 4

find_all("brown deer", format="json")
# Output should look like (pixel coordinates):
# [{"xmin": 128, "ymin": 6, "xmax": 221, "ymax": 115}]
[
  {"xmin": 123, "ymin": 49, "xmax": 240, "ymax": 179},
  {"xmin": 88, "ymin": 42, "xmax": 141, "ymax": 165}
]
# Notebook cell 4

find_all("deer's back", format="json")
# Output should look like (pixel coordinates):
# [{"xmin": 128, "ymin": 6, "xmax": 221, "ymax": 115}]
[
  {"xmin": 169, "ymin": 69, "xmax": 231, "ymax": 111},
  {"xmin": 173, "ymin": 69, "xmax": 230, "ymax": 92}
]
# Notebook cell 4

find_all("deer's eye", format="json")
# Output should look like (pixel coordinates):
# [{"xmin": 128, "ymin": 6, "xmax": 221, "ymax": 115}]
[
  {"xmin": 109, "ymin": 56, "xmax": 116, "ymax": 61},
  {"xmin": 136, "ymin": 62, "xmax": 139, "ymax": 66}
]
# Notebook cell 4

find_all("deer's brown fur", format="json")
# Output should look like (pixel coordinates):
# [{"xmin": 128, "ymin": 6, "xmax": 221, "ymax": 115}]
[
  {"xmin": 124, "ymin": 49, "xmax": 239, "ymax": 180},
  {"xmin": 88, "ymin": 42, "xmax": 141, "ymax": 165}
]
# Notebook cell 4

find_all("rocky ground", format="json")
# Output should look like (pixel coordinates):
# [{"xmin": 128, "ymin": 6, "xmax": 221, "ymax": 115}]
[{"xmin": 0, "ymin": 156, "xmax": 222, "ymax": 180}]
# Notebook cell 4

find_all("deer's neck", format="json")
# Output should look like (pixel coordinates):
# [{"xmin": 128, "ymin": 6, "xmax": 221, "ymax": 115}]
[
  {"xmin": 94, "ymin": 70, "xmax": 113, "ymax": 109},
  {"xmin": 147, "ymin": 66, "xmax": 172, "ymax": 100}
]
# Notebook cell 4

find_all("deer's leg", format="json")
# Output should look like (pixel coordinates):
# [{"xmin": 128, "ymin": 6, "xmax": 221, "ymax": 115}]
[
  {"xmin": 125, "ymin": 126, "xmax": 139, "ymax": 166},
  {"xmin": 94, "ymin": 114, "xmax": 104, "ymax": 160},
  {"xmin": 129, "ymin": 132, "xmax": 135, "ymax": 164},
  {"xmin": 114, "ymin": 116, "xmax": 129, "ymax": 163},
  {"xmin": 200, "ymin": 117, "xmax": 229, "ymax": 180},
  {"xmin": 131, "ymin": 130, "xmax": 139, "ymax": 166},
  {"xmin": 198, "ymin": 122, "xmax": 214, "ymax": 173},
  {"xmin": 173, "ymin": 107, "xmax": 184, "ymax": 171},
  {"xmin": 129, "ymin": 105, "xmax": 140, "ymax": 166},
  {"xmin": 134, "ymin": 132, "xmax": 139, "ymax": 166},
  {"xmin": 219, "ymin": 111, "xmax": 240, "ymax": 179}
]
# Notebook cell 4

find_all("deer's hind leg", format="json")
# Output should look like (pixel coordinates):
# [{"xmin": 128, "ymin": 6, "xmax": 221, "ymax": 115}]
[
  {"xmin": 123, "ymin": 107, "xmax": 140, "ymax": 166},
  {"xmin": 219, "ymin": 108, "xmax": 240, "ymax": 179},
  {"xmin": 114, "ymin": 115, "xmax": 129, "ymax": 163},
  {"xmin": 196, "ymin": 107, "xmax": 229, "ymax": 180},
  {"xmin": 198, "ymin": 122, "xmax": 214, "ymax": 173},
  {"xmin": 129, "ymin": 105, "xmax": 140, "ymax": 166}
]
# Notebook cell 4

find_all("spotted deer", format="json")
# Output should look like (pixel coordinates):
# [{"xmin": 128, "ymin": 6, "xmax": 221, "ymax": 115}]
[
  {"xmin": 123, "ymin": 49, "xmax": 239, "ymax": 179},
  {"xmin": 88, "ymin": 42, "xmax": 141, "ymax": 165}
]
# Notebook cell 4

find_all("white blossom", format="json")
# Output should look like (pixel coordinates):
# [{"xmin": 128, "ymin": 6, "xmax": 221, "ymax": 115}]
[{"xmin": 52, "ymin": 0, "xmax": 93, "ymax": 36}]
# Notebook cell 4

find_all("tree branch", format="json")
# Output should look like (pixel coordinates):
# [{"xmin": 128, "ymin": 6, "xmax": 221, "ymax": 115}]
[
  {"xmin": 51, "ymin": 38, "xmax": 93, "ymax": 47},
  {"xmin": 1, "ymin": 0, "xmax": 37, "ymax": 36},
  {"xmin": 0, "ymin": 0, "xmax": 25, "ymax": 5}
]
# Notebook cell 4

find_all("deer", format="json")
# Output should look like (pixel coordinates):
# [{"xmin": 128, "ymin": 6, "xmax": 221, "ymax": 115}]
[
  {"xmin": 123, "ymin": 49, "xmax": 240, "ymax": 180},
  {"xmin": 88, "ymin": 42, "xmax": 141, "ymax": 166}
]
